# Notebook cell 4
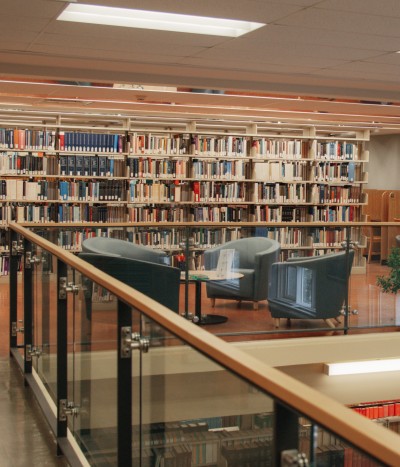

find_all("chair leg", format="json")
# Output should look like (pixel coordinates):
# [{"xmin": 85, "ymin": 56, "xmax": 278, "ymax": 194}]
[
  {"xmin": 210, "ymin": 298, "xmax": 215, "ymax": 308},
  {"xmin": 324, "ymin": 319, "xmax": 336, "ymax": 328},
  {"xmin": 273, "ymin": 318, "xmax": 280, "ymax": 328},
  {"xmin": 367, "ymin": 239, "xmax": 372, "ymax": 263},
  {"xmin": 253, "ymin": 301, "xmax": 259, "ymax": 310}
]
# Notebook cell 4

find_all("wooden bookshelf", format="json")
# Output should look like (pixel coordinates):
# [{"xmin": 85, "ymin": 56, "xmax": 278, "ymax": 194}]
[{"xmin": 0, "ymin": 124, "xmax": 370, "ymax": 271}]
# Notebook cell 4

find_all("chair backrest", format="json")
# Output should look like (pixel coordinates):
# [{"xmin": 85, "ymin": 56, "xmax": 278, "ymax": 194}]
[
  {"xmin": 268, "ymin": 250, "xmax": 354, "ymax": 319},
  {"xmin": 79, "ymin": 253, "xmax": 180, "ymax": 313},
  {"xmin": 214, "ymin": 237, "xmax": 279, "ymax": 269},
  {"xmin": 82, "ymin": 237, "xmax": 169, "ymax": 264}
]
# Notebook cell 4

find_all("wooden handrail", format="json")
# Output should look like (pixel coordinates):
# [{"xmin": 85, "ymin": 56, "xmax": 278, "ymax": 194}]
[{"xmin": 9, "ymin": 221, "xmax": 400, "ymax": 465}]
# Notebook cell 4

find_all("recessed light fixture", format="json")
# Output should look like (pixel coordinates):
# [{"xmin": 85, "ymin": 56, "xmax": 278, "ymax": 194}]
[
  {"xmin": 324, "ymin": 358, "xmax": 400, "ymax": 376},
  {"xmin": 57, "ymin": 4, "xmax": 265, "ymax": 37}
]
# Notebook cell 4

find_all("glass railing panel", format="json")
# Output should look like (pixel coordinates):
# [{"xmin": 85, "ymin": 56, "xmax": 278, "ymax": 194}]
[
  {"xmin": 32, "ymin": 247, "xmax": 58, "ymax": 401},
  {"xmin": 301, "ymin": 419, "xmax": 386, "ymax": 466},
  {"xmin": 16, "ymin": 239, "xmax": 25, "ymax": 358},
  {"xmin": 68, "ymin": 268, "xmax": 118, "ymax": 466},
  {"xmin": 26, "ymin": 223, "xmax": 400, "ymax": 335},
  {"xmin": 348, "ymin": 241, "xmax": 400, "ymax": 329},
  {"xmin": 137, "ymin": 311, "xmax": 275, "ymax": 467}
]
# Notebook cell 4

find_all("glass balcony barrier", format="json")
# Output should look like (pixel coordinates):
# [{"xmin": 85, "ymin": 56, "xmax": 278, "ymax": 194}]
[
  {"xmin": 7, "ymin": 222, "xmax": 400, "ymax": 466},
  {"xmin": 7, "ymin": 220, "xmax": 399, "ymax": 336}
]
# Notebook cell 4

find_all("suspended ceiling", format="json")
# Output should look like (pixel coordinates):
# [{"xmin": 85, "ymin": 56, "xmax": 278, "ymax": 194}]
[{"xmin": 2, "ymin": 0, "xmax": 400, "ymax": 134}]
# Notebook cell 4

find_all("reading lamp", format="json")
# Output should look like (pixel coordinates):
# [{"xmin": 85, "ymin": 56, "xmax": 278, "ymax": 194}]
[{"xmin": 324, "ymin": 358, "xmax": 400, "ymax": 376}]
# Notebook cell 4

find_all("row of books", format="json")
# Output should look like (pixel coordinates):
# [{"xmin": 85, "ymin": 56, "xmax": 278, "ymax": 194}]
[
  {"xmin": 313, "ymin": 141, "xmax": 360, "ymax": 160},
  {"xmin": 58, "ymin": 131, "xmax": 126, "ymax": 153},
  {"xmin": 0, "ymin": 129, "xmax": 362, "ymax": 161},
  {"xmin": 0, "ymin": 129, "xmax": 56, "ymax": 150},
  {"xmin": 0, "ymin": 153, "xmax": 364, "ymax": 185},
  {"xmin": 59, "ymin": 180, "xmax": 125, "ymax": 201},
  {"xmin": 190, "ymin": 135, "xmax": 248, "ymax": 157},
  {"xmin": 0, "ymin": 151, "xmax": 49, "ymax": 175},
  {"xmin": 0, "ymin": 179, "xmax": 124, "ymax": 201},
  {"xmin": 59, "ymin": 154, "xmax": 126, "ymax": 177},
  {"xmin": 253, "ymin": 204, "xmax": 361, "ymax": 223},
  {"xmin": 131, "ymin": 133, "xmax": 190, "ymax": 155},
  {"xmin": 0, "ymin": 181, "xmax": 365, "ymax": 206},
  {"xmin": 350, "ymin": 400, "xmax": 400, "ymax": 419},
  {"xmin": 252, "ymin": 161, "xmax": 309, "ymax": 182},
  {"xmin": 126, "ymin": 157, "xmax": 187, "ymax": 178},
  {"xmin": 252, "ymin": 182, "xmax": 307, "ymax": 204},
  {"xmin": 221, "ymin": 441, "xmax": 272, "ymax": 467},
  {"xmin": 309, "ymin": 184, "xmax": 363, "ymax": 204},
  {"xmin": 313, "ymin": 161, "xmax": 357, "ymax": 182},
  {"xmin": 191, "ymin": 159, "xmax": 247, "ymax": 180},
  {"xmin": 251, "ymin": 138, "xmax": 307, "ymax": 159},
  {"xmin": 253, "ymin": 205, "xmax": 307, "ymax": 223},
  {"xmin": 0, "ymin": 201, "xmax": 363, "ymax": 225},
  {"xmin": 190, "ymin": 206, "xmax": 251, "ymax": 223},
  {"xmin": 307, "ymin": 205, "xmax": 359, "ymax": 222},
  {"xmin": 58, "ymin": 205, "xmax": 127, "ymax": 223}
]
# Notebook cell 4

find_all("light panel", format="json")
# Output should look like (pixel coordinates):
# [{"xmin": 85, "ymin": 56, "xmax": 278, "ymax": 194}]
[
  {"xmin": 57, "ymin": 4, "xmax": 265, "ymax": 37},
  {"xmin": 324, "ymin": 358, "xmax": 400, "ymax": 376}
]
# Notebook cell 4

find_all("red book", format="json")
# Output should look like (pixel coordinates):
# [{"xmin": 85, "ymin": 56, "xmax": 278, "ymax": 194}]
[
  {"xmin": 59, "ymin": 131, "xmax": 65, "ymax": 151},
  {"xmin": 193, "ymin": 181, "xmax": 200, "ymax": 202}
]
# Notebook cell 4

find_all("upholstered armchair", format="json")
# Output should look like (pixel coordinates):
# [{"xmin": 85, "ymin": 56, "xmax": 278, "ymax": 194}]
[
  {"xmin": 203, "ymin": 237, "xmax": 281, "ymax": 310},
  {"xmin": 268, "ymin": 250, "xmax": 354, "ymax": 328},
  {"xmin": 79, "ymin": 237, "xmax": 180, "ymax": 313},
  {"xmin": 81, "ymin": 237, "xmax": 170, "ymax": 264}
]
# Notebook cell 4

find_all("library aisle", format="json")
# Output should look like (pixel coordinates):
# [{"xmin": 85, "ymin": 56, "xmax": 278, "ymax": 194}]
[{"xmin": 0, "ymin": 286, "xmax": 69, "ymax": 466}]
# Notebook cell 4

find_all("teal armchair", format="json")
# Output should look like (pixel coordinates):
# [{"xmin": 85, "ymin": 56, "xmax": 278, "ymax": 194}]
[
  {"xmin": 268, "ymin": 250, "xmax": 354, "ymax": 328},
  {"xmin": 203, "ymin": 237, "xmax": 281, "ymax": 310},
  {"xmin": 80, "ymin": 237, "xmax": 180, "ymax": 313}
]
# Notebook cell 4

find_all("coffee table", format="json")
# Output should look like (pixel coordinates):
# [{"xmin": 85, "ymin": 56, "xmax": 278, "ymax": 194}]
[{"xmin": 181, "ymin": 270, "xmax": 243, "ymax": 325}]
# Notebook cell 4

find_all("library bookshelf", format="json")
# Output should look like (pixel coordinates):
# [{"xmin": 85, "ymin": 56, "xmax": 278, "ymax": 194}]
[{"xmin": 0, "ymin": 122, "xmax": 369, "ymax": 273}]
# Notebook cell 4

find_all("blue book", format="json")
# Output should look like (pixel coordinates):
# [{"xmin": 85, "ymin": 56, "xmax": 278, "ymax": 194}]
[
  {"xmin": 59, "ymin": 181, "xmax": 69, "ymax": 200},
  {"xmin": 64, "ymin": 132, "xmax": 71, "ymax": 151},
  {"xmin": 75, "ymin": 155, "xmax": 84, "ymax": 175},
  {"xmin": 98, "ymin": 156, "xmax": 107, "ymax": 176},
  {"xmin": 83, "ymin": 156, "xmax": 91, "ymax": 176},
  {"xmin": 59, "ymin": 156, "xmax": 67, "ymax": 175},
  {"xmin": 89, "ymin": 133, "xmax": 95, "ymax": 152},
  {"xmin": 348, "ymin": 162, "xmax": 355, "ymax": 182},
  {"xmin": 108, "ymin": 158, "xmax": 114, "ymax": 176},
  {"xmin": 113, "ymin": 134, "xmax": 119, "ymax": 153},
  {"xmin": 100, "ymin": 133, "xmax": 106, "ymax": 152},
  {"xmin": 67, "ymin": 155, "xmax": 76, "ymax": 175},
  {"xmin": 91, "ymin": 156, "xmax": 99, "ymax": 176}
]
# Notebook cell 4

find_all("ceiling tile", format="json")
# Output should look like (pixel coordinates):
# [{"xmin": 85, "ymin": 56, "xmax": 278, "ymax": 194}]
[
  {"xmin": 317, "ymin": 0, "xmax": 400, "ymax": 18},
  {"xmin": 34, "ymin": 32, "xmax": 207, "ymax": 57},
  {"xmin": 276, "ymin": 7, "xmax": 400, "ymax": 37}
]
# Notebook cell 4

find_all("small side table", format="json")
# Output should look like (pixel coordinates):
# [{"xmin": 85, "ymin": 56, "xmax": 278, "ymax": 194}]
[{"xmin": 181, "ymin": 270, "xmax": 243, "ymax": 325}]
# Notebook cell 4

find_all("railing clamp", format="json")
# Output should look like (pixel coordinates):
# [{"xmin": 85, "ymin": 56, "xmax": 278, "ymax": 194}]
[
  {"xmin": 25, "ymin": 345, "xmax": 42, "ymax": 361},
  {"xmin": 59, "ymin": 399, "xmax": 80, "ymax": 421},
  {"xmin": 25, "ymin": 252, "xmax": 44, "ymax": 268},
  {"xmin": 11, "ymin": 240, "xmax": 24, "ymax": 256},
  {"xmin": 281, "ymin": 449, "xmax": 309, "ymax": 466},
  {"xmin": 12, "ymin": 320, "xmax": 24, "ymax": 336},
  {"xmin": 121, "ymin": 327, "xmax": 150, "ymax": 358},
  {"xmin": 59, "ymin": 277, "xmax": 80, "ymax": 299}
]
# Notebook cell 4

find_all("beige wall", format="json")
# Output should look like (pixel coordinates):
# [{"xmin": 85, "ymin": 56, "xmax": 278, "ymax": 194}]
[{"xmin": 368, "ymin": 135, "xmax": 400, "ymax": 190}]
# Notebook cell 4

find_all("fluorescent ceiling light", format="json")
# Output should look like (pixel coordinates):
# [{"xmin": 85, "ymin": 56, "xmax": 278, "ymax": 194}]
[
  {"xmin": 57, "ymin": 4, "xmax": 265, "ymax": 37},
  {"xmin": 324, "ymin": 358, "xmax": 400, "ymax": 376}
]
